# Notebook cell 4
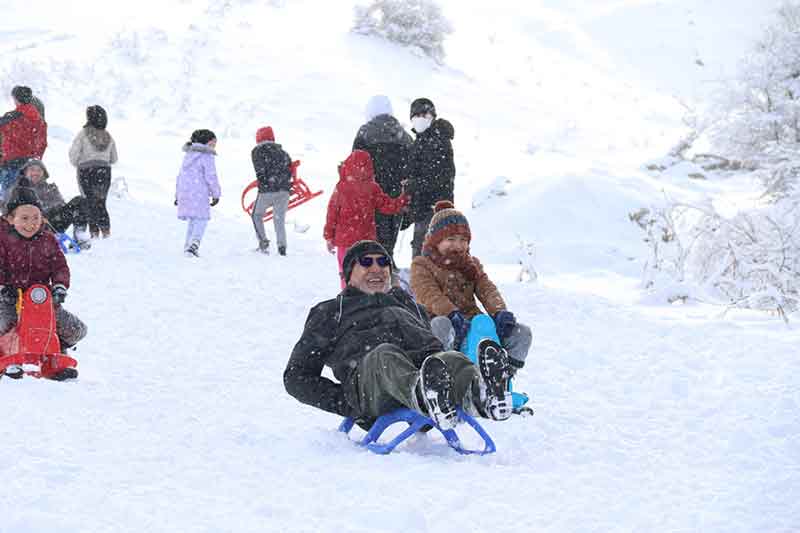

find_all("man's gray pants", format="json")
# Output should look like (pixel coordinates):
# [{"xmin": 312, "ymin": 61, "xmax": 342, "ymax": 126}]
[
  {"xmin": 251, "ymin": 190, "xmax": 290, "ymax": 248},
  {"xmin": 411, "ymin": 212, "xmax": 433, "ymax": 258},
  {"xmin": 350, "ymin": 343, "xmax": 480, "ymax": 419}
]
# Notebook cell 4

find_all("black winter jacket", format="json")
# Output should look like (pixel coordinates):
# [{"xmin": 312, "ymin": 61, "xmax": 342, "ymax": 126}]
[
  {"xmin": 251, "ymin": 141, "xmax": 292, "ymax": 193},
  {"xmin": 407, "ymin": 118, "xmax": 455, "ymax": 221},
  {"xmin": 284, "ymin": 286, "xmax": 441, "ymax": 418},
  {"xmin": 352, "ymin": 114, "xmax": 413, "ymax": 197}
]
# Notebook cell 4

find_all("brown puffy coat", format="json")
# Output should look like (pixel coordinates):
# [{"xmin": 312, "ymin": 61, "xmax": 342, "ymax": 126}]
[{"xmin": 410, "ymin": 254, "xmax": 506, "ymax": 318}]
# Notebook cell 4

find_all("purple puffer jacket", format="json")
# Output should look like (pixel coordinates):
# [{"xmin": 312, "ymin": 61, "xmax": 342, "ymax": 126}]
[{"xmin": 175, "ymin": 143, "xmax": 222, "ymax": 220}]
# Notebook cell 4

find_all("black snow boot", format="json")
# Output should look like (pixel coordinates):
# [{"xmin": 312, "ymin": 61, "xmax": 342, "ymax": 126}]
[
  {"xmin": 258, "ymin": 239, "xmax": 270, "ymax": 255},
  {"xmin": 185, "ymin": 241, "xmax": 200, "ymax": 258},
  {"xmin": 418, "ymin": 355, "xmax": 457, "ymax": 429},
  {"xmin": 49, "ymin": 368, "xmax": 78, "ymax": 381},
  {"xmin": 278, "ymin": 245, "xmax": 286, "ymax": 256},
  {"xmin": 477, "ymin": 339, "xmax": 514, "ymax": 421}
]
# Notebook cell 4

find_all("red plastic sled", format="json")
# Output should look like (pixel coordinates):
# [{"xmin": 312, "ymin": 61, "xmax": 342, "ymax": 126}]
[
  {"xmin": 241, "ymin": 160, "xmax": 323, "ymax": 222},
  {"xmin": 0, "ymin": 285, "xmax": 78, "ymax": 380}
]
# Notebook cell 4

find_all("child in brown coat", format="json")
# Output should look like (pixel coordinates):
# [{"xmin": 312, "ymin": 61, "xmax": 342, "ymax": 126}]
[{"xmin": 409, "ymin": 201, "xmax": 531, "ymax": 371}]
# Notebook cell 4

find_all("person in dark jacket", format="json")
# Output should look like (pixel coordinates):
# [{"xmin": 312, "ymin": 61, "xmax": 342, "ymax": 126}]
[
  {"xmin": 0, "ymin": 86, "xmax": 47, "ymax": 193},
  {"xmin": 284, "ymin": 240, "xmax": 515, "ymax": 430},
  {"xmin": 250, "ymin": 126, "xmax": 293, "ymax": 255},
  {"xmin": 406, "ymin": 97, "xmax": 455, "ymax": 257},
  {"xmin": 3, "ymin": 160, "xmax": 90, "ymax": 247},
  {"xmin": 0, "ymin": 186, "xmax": 86, "ymax": 380},
  {"xmin": 352, "ymin": 95, "xmax": 413, "ymax": 258}
]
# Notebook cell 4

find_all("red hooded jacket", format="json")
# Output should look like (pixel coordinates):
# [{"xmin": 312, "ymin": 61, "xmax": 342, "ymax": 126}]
[
  {"xmin": 324, "ymin": 150, "xmax": 408, "ymax": 248},
  {"xmin": 0, "ymin": 103, "xmax": 47, "ymax": 164},
  {"xmin": 0, "ymin": 221, "xmax": 69, "ymax": 290}
]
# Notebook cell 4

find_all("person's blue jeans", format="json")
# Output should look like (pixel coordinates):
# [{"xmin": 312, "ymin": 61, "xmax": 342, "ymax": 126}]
[{"xmin": 0, "ymin": 159, "xmax": 27, "ymax": 196}]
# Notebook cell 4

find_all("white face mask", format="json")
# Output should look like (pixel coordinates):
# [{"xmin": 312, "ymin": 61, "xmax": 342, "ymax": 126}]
[{"xmin": 411, "ymin": 115, "xmax": 433, "ymax": 133}]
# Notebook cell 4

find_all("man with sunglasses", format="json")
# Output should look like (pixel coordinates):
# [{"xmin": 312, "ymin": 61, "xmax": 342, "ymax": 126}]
[{"xmin": 284, "ymin": 240, "xmax": 515, "ymax": 431}]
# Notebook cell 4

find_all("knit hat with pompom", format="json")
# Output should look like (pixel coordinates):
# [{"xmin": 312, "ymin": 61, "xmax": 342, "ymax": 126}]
[{"xmin": 422, "ymin": 200, "xmax": 470, "ymax": 254}]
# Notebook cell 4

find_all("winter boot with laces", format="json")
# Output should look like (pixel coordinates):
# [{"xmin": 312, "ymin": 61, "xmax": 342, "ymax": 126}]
[
  {"xmin": 418, "ymin": 355, "xmax": 457, "ymax": 430},
  {"xmin": 477, "ymin": 338, "xmax": 514, "ymax": 421}
]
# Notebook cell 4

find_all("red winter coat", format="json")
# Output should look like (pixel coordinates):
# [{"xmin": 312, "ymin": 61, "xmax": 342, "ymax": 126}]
[
  {"xmin": 0, "ymin": 222, "xmax": 69, "ymax": 290},
  {"xmin": 0, "ymin": 103, "xmax": 47, "ymax": 164},
  {"xmin": 324, "ymin": 169, "xmax": 408, "ymax": 249}
]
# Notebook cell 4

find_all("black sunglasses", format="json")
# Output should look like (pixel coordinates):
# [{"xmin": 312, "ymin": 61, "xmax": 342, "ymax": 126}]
[{"xmin": 357, "ymin": 255, "xmax": 391, "ymax": 268}]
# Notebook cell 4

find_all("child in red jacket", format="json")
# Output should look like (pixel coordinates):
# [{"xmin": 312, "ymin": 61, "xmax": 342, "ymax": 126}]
[
  {"xmin": 324, "ymin": 149, "xmax": 408, "ymax": 288},
  {"xmin": 0, "ymin": 186, "xmax": 86, "ymax": 380}
]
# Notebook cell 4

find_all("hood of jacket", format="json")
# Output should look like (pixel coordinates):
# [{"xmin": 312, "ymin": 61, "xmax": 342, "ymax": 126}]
[
  {"xmin": 358, "ymin": 114, "xmax": 412, "ymax": 147},
  {"xmin": 15, "ymin": 103, "xmax": 42, "ymax": 122},
  {"xmin": 17, "ymin": 158, "xmax": 49, "ymax": 181},
  {"xmin": 183, "ymin": 142, "xmax": 217, "ymax": 155},
  {"xmin": 84, "ymin": 125, "xmax": 112, "ymax": 152}
]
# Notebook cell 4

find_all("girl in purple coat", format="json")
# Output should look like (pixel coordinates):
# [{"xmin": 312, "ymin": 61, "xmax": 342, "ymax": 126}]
[{"xmin": 175, "ymin": 129, "xmax": 221, "ymax": 257}]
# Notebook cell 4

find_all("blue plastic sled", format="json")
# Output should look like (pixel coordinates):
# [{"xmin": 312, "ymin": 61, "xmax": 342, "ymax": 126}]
[
  {"xmin": 461, "ymin": 314, "xmax": 529, "ymax": 411},
  {"xmin": 56, "ymin": 233, "xmax": 81, "ymax": 255},
  {"xmin": 339, "ymin": 407, "xmax": 496, "ymax": 455}
]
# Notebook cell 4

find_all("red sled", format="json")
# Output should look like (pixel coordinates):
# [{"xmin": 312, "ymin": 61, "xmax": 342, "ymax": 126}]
[
  {"xmin": 0, "ymin": 285, "xmax": 78, "ymax": 380},
  {"xmin": 241, "ymin": 160, "xmax": 323, "ymax": 221}
]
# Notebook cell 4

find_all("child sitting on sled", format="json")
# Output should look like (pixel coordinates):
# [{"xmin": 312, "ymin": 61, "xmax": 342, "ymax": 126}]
[
  {"xmin": 0, "ymin": 186, "xmax": 86, "ymax": 380},
  {"xmin": 324, "ymin": 149, "xmax": 409, "ymax": 289},
  {"xmin": 409, "ymin": 201, "xmax": 532, "ymax": 374},
  {"xmin": 3, "ymin": 159, "xmax": 91, "ymax": 248}
]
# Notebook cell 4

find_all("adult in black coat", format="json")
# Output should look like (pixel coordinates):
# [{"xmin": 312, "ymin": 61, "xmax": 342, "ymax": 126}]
[
  {"xmin": 352, "ymin": 95, "xmax": 413, "ymax": 258},
  {"xmin": 284, "ymin": 240, "xmax": 514, "ymax": 430},
  {"xmin": 406, "ymin": 97, "xmax": 455, "ymax": 257}
]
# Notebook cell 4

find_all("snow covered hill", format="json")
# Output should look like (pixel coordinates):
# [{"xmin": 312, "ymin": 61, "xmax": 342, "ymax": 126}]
[{"xmin": 1, "ymin": 1, "xmax": 798, "ymax": 532}]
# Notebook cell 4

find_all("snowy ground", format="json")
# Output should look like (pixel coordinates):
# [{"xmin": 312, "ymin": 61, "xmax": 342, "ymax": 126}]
[{"xmin": 1, "ymin": 2, "xmax": 799, "ymax": 532}]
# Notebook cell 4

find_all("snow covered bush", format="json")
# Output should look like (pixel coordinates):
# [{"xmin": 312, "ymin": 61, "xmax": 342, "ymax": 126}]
[
  {"xmin": 631, "ymin": 198, "xmax": 800, "ymax": 318},
  {"xmin": 706, "ymin": 2, "xmax": 800, "ymax": 162},
  {"xmin": 352, "ymin": 0, "xmax": 453, "ymax": 62}
]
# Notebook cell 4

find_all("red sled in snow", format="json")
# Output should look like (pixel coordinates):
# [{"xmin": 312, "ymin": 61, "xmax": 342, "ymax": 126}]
[
  {"xmin": 0, "ymin": 285, "xmax": 78, "ymax": 380},
  {"xmin": 240, "ymin": 160, "xmax": 323, "ymax": 221}
]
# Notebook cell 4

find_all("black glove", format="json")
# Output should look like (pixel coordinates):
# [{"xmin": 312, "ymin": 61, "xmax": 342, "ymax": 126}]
[
  {"xmin": 0, "ymin": 285, "xmax": 16, "ymax": 304},
  {"xmin": 493, "ymin": 310, "xmax": 516, "ymax": 340},
  {"xmin": 174, "ymin": 198, "xmax": 178, "ymax": 206},
  {"xmin": 52, "ymin": 285, "xmax": 67, "ymax": 305},
  {"xmin": 448, "ymin": 310, "xmax": 470, "ymax": 350},
  {"xmin": 210, "ymin": 197, "xmax": 219, "ymax": 206}
]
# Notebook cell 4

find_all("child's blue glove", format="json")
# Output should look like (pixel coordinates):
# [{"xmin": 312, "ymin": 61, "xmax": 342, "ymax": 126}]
[
  {"xmin": 448, "ymin": 310, "xmax": 470, "ymax": 350},
  {"xmin": 493, "ymin": 310, "xmax": 516, "ymax": 341},
  {"xmin": 52, "ymin": 284, "xmax": 67, "ymax": 305}
]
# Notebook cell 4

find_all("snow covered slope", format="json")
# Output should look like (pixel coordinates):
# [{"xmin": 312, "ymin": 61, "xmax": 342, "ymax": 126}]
[{"xmin": 1, "ymin": 1, "xmax": 798, "ymax": 532}]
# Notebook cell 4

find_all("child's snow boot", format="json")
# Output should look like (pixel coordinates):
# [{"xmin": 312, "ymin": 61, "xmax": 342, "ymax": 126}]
[
  {"xmin": 3, "ymin": 365, "xmax": 23, "ymax": 379},
  {"xmin": 185, "ymin": 240, "xmax": 200, "ymax": 258},
  {"xmin": 477, "ymin": 339, "xmax": 514, "ymax": 421},
  {"xmin": 49, "ymin": 368, "xmax": 78, "ymax": 381},
  {"xmin": 74, "ymin": 227, "xmax": 91, "ymax": 250},
  {"xmin": 418, "ymin": 355, "xmax": 457, "ymax": 429}
]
